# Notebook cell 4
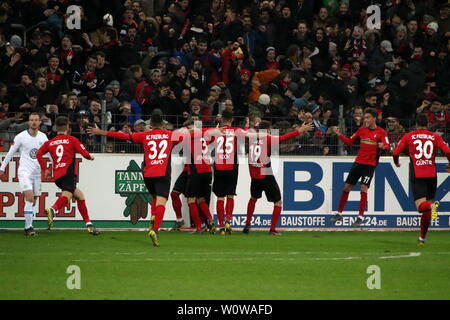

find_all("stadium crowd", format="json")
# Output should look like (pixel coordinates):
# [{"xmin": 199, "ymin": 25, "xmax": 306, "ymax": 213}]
[{"xmin": 0, "ymin": 0, "xmax": 449, "ymax": 155}]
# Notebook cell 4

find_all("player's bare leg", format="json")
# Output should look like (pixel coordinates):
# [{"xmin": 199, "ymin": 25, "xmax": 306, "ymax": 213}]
[
  {"xmin": 23, "ymin": 190, "xmax": 36, "ymax": 236},
  {"xmin": 269, "ymin": 200, "xmax": 283, "ymax": 236},
  {"xmin": 352, "ymin": 184, "xmax": 369, "ymax": 227},
  {"xmin": 197, "ymin": 198, "xmax": 216, "ymax": 234},
  {"xmin": 243, "ymin": 197, "xmax": 258, "ymax": 234},
  {"xmin": 331, "ymin": 183, "xmax": 353, "ymax": 224},
  {"xmin": 46, "ymin": 190, "xmax": 73, "ymax": 230},
  {"xmin": 415, "ymin": 198, "xmax": 434, "ymax": 246},
  {"xmin": 148, "ymin": 196, "xmax": 167, "ymax": 247},
  {"xmin": 73, "ymin": 188, "xmax": 100, "ymax": 235},
  {"xmin": 225, "ymin": 195, "xmax": 234, "ymax": 234},
  {"xmin": 216, "ymin": 197, "xmax": 225, "ymax": 233}
]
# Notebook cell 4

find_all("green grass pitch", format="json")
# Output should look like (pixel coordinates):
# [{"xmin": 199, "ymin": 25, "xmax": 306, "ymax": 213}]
[{"xmin": 1, "ymin": 230, "xmax": 449, "ymax": 300}]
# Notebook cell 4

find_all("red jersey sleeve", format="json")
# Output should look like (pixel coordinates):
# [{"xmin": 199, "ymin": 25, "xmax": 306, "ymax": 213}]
[
  {"xmin": 338, "ymin": 128, "xmax": 360, "ymax": 146},
  {"xmin": 130, "ymin": 132, "xmax": 147, "ymax": 144},
  {"xmin": 279, "ymin": 130, "xmax": 300, "ymax": 142},
  {"xmin": 268, "ymin": 130, "xmax": 300, "ymax": 149},
  {"xmin": 392, "ymin": 134, "xmax": 408, "ymax": 166},
  {"xmin": 106, "ymin": 131, "xmax": 134, "ymax": 141},
  {"xmin": 72, "ymin": 137, "xmax": 92, "ymax": 159},
  {"xmin": 36, "ymin": 141, "xmax": 49, "ymax": 171}
]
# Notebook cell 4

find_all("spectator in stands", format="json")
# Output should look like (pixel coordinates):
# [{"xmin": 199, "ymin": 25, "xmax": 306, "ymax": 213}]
[
  {"xmin": 59, "ymin": 92, "xmax": 80, "ymax": 121},
  {"xmin": 386, "ymin": 116, "xmax": 406, "ymax": 147},
  {"xmin": 0, "ymin": 0, "xmax": 449, "ymax": 154},
  {"xmin": 426, "ymin": 97, "xmax": 450, "ymax": 135}
]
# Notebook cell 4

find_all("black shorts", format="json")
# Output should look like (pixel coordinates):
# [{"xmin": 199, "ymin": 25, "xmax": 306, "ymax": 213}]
[
  {"xmin": 55, "ymin": 174, "xmax": 77, "ymax": 193},
  {"xmin": 411, "ymin": 177, "xmax": 437, "ymax": 201},
  {"xmin": 144, "ymin": 176, "xmax": 171, "ymax": 199},
  {"xmin": 185, "ymin": 172, "xmax": 212, "ymax": 198},
  {"xmin": 172, "ymin": 171, "xmax": 188, "ymax": 195},
  {"xmin": 55, "ymin": 161, "xmax": 77, "ymax": 193},
  {"xmin": 251, "ymin": 175, "xmax": 282, "ymax": 203},
  {"xmin": 213, "ymin": 169, "xmax": 238, "ymax": 197},
  {"xmin": 345, "ymin": 163, "xmax": 376, "ymax": 187}
]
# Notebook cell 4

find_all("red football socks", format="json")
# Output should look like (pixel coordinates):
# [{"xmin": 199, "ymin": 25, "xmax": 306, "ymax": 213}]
[
  {"xmin": 171, "ymin": 191, "xmax": 183, "ymax": 219},
  {"xmin": 77, "ymin": 200, "xmax": 91, "ymax": 224},
  {"xmin": 270, "ymin": 205, "xmax": 282, "ymax": 232},
  {"xmin": 189, "ymin": 203, "xmax": 203, "ymax": 231},
  {"xmin": 338, "ymin": 191, "xmax": 349, "ymax": 213},
  {"xmin": 153, "ymin": 205, "xmax": 165, "ymax": 231},
  {"xmin": 418, "ymin": 201, "xmax": 432, "ymax": 213},
  {"xmin": 418, "ymin": 201, "xmax": 432, "ymax": 239},
  {"xmin": 359, "ymin": 192, "xmax": 368, "ymax": 217},
  {"xmin": 246, "ymin": 198, "xmax": 257, "ymax": 225},
  {"xmin": 52, "ymin": 196, "xmax": 69, "ymax": 212},
  {"xmin": 225, "ymin": 197, "xmax": 234, "ymax": 221},
  {"xmin": 199, "ymin": 201, "xmax": 212, "ymax": 221},
  {"xmin": 216, "ymin": 199, "xmax": 225, "ymax": 228}
]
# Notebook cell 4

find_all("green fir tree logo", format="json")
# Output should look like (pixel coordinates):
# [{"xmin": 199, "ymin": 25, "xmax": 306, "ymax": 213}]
[{"xmin": 115, "ymin": 160, "xmax": 152, "ymax": 224}]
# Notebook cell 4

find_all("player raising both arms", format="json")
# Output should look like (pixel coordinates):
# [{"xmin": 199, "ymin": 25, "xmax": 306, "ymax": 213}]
[
  {"xmin": 244, "ymin": 121, "xmax": 313, "ymax": 235},
  {"xmin": 36, "ymin": 116, "xmax": 100, "ymax": 235},
  {"xmin": 393, "ymin": 114, "xmax": 450, "ymax": 246},
  {"xmin": 331, "ymin": 108, "xmax": 390, "ymax": 227},
  {"xmin": 0, "ymin": 113, "xmax": 48, "ymax": 236},
  {"xmin": 88, "ymin": 109, "xmax": 184, "ymax": 246}
]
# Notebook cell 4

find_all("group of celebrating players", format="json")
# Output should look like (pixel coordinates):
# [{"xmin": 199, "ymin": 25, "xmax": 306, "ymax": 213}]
[{"xmin": 1, "ymin": 106, "xmax": 449, "ymax": 247}]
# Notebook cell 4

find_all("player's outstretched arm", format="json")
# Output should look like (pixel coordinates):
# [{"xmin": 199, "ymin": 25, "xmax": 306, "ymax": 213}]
[
  {"xmin": 0, "ymin": 137, "xmax": 21, "ymax": 177},
  {"xmin": 279, "ymin": 123, "xmax": 314, "ymax": 142},
  {"xmin": 87, "ymin": 124, "xmax": 133, "ymax": 141},
  {"xmin": 87, "ymin": 124, "xmax": 106, "ymax": 136},
  {"xmin": 334, "ymin": 126, "xmax": 358, "ymax": 146},
  {"xmin": 72, "ymin": 137, "xmax": 94, "ymax": 161}
]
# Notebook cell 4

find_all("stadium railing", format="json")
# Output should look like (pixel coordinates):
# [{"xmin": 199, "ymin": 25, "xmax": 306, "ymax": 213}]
[{"xmin": 1, "ymin": 111, "xmax": 449, "ymax": 156}]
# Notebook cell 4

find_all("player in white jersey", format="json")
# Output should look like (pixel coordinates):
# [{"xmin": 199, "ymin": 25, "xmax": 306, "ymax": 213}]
[{"xmin": 0, "ymin": 113, "xmax": 48, "ymax": 236}]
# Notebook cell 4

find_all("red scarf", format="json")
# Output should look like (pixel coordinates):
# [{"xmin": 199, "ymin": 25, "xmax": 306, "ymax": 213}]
[
  {"xmin": 81, "ymin": 71, "xmax": 95, "ymax": 82},
  {"xmin": 47, "ymin": 70, "xmax": 61, "ymax": 82},
  {"xmin": 60, "ymin": 49, "xmax": 74, "ymax": 60}
]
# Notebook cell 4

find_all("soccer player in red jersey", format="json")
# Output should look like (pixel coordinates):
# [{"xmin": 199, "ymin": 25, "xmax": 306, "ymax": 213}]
[
  {"xmin": 88, "ymin": 110, "xmax": 184, "ymax": 246},
  {"xmin": 392, "ymin": 114, "xmax": 450, "ymax": 246},
  {"xmin": 170, "ymin": 120, "xmax": 196, "ymax": 231},
  {"xmin": 244, "ymin": 121, "xmax": 313, "ymax": 235},
  {"xmin": 210, "ymin": 110, "xmax": 248, "ymax": 235},
  {"xmin": 331, "ymin": 108, "xmax": 390, "ymax": 227},
  {"xmin": 183, "ymin": 121, "xmax": 217, "ymax": 234},
  {"xmin": 36, "ymin": 116, "xmax": 100, "ymax": 235}
]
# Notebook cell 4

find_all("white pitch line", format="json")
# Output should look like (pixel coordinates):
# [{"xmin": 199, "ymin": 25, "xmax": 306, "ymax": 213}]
[
  {"xmin": 313, "ymin": 257, "xmax": 362, "ymax": 261},
  {"xmin": 68, "ymin": 252, "xmax": 429, "ymax": 263},
  {"xmin": 378, "ymin": 252, "xmax": 421, "ymax": 259}
]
